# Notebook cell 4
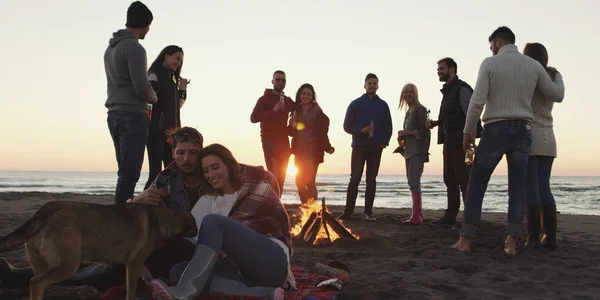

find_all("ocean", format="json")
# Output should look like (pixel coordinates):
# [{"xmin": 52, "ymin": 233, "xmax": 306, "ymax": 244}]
[{"xmin": 0, "ymin": 171, "xmax": 598, "ymax": 215}]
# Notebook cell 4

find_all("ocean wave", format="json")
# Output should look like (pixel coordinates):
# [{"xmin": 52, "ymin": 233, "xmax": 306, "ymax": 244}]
[{"xmin": 0, "ymin": 184, "xmax": 65, "ymax": 188}]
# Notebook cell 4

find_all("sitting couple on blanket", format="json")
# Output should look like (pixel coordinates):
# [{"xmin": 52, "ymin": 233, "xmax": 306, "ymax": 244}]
[{"xmin": 0, "ymin": 127, "xmax": 294, "ymax": 300}]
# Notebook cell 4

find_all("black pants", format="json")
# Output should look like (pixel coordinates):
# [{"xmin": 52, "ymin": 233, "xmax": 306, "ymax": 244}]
[
  {"xmin": 145, "ymin": 129, "xmax": 174, "ymax": 190},
  {"xmin": 344, "ymin": 145, "xmax": 383, "ymax": 216},
  {"xmin": 442, "ymin": 144, "xmax": 470, "ymax": 221}
]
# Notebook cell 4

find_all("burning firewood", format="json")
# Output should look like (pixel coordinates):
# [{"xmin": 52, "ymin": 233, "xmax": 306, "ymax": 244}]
[{"xmin": 291, "ymin": 197, "xmax": 359, "ymax": 245}]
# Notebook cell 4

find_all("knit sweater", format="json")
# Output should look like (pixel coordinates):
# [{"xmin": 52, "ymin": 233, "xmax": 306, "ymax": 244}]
[
  {"xmin": 464, "ymin": 44, "xmax": 565, "ymax": 133},
  {"xmin": 531, "ymin": 72, "xmax": 564, "ymax": 157}
]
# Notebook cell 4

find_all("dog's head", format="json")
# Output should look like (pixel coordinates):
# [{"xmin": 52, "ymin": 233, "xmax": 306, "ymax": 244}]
[{"xmin": 153, "ymin": 207, "xmax": 198, "ymax": 241}]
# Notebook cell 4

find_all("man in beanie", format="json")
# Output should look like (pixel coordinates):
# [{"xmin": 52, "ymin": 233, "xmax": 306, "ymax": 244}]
[{"xmin": 104, "ymin": 1, "xmax": 157, "ymax": 204}]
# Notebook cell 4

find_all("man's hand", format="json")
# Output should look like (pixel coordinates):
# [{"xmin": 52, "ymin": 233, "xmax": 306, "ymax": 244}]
[
  {"xmin": 272, "ymin": 102, "xmax": 286, "ymax": 112},
  {"xmin": 149, "ymin": 94, "xmax": 158, "ymax": 104},
  {"xmin": 426, "ymin": 120, "xmax": 436, "ymax": 129},
  {"xmin": 398, "ymin": 130, "xmax": 412, "ymax": 137},
  {"xmin": 361, "ymin": 126, "xmax": 374, "ymax": 136},
  {"xmin": 462, "ymin": 133, "xmax": 474, "ymax": 153},
  {"xmin": 131, "ymin": 186, "xmax": 164, "ymax": 206}
]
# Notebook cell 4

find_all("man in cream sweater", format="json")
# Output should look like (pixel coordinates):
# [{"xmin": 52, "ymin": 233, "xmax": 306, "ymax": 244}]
[{"xmin": 451, "ymin": 26, "xmax": 565, "ymax": 256}]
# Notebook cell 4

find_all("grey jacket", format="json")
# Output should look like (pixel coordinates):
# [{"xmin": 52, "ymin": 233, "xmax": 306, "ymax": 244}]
[
  {"xmin": 103, "ymin": 29, "xmax": 156, "ymax": 114},
  {"xmin": 402, "ymin": 104, "xmax": 431, "ymax": 162}
]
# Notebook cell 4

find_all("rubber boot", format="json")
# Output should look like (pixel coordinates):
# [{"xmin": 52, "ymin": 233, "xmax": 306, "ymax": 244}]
[
  {"xmin": 403, "ymin": 192, "xmax": 423, "ymax": 225},
  {"xmin": 150, "ymin": 244, "xmax": 219, "ymax": 300},
  {"xmin": 524, "ymin": 205, "xmax": 542, "ymax": 248},
  {"xmin": 541, "ymin": 205, "xmax": 558, "ymax": 251}
]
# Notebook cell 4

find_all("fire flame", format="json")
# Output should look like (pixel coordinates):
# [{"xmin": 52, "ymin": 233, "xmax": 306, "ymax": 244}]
[{"xmin": 290, "ymin": 198, "xmax": 360, "ymax": 244}]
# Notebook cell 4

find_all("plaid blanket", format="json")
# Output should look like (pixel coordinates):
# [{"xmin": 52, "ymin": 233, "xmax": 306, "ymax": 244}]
[
  {"xmin": 230, "ymin": 165, "xmax": 292, "ymax": 251},
  {"xmin": 101, "ymin": 266, "xmax": 345, "ymax": 300}
]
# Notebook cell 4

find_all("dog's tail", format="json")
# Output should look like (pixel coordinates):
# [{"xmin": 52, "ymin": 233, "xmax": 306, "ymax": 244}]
[{"xmin": 0, "ymin": 211, "xmax": 48, "ymax": 253}]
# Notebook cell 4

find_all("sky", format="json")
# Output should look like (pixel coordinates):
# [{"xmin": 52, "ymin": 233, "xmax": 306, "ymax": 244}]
[{"xmin": 0, "ymin": 0, "xmax": 598, "ymax": 176}]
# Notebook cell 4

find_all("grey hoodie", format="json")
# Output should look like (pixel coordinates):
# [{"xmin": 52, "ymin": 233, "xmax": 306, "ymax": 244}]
[{"xmin": 104, "ymin": 29, "xmax": 155, "ymax": 113}]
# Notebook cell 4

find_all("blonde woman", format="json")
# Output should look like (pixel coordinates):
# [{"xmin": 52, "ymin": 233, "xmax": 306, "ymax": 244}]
[{"xmin": 397, "ymin": 84, "xmax": 431, "ymax": 225}]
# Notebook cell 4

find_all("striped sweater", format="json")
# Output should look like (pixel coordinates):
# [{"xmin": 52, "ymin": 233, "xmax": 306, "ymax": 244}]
[{"xmin": 464, "ymin": 44, "xmax": 565, "ymax": 133}]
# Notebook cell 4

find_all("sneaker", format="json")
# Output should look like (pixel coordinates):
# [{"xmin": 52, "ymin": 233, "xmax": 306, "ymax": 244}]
[
  {"xmin": 429, "ymin": 218, "xmax": 455, "ymax": 227},
  {"xmin": 338, "ymin": 212, "xmax": 352, "ymax": 220},
  {"xmin": 363, "ymin": 214, "xmax": 377, "ymax": 221},
  {"xmin": 452, "ymin": 220, "xmax": 462, "ymax": 230}
]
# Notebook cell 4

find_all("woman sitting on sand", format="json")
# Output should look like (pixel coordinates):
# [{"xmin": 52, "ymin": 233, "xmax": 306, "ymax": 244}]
[
  {"xmin": 396, "ymin": 83, "xmax": 431, "ymax": 225},
  {"xmin": 523, "ymin": 43, "xmax": 564, "ymax": 251},
  {"xmin": 288, "ymin": 83, "xmax": 335, "ymax": 204},
  {"xmin": 150, "ymin": 143, "xmax": 294, "ymax": 300}
]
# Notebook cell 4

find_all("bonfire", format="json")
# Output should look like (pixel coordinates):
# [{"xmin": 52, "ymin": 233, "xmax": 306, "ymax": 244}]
[{"xmin": 291, "ymin": 197, "xmax": 359, "ymax": 245}]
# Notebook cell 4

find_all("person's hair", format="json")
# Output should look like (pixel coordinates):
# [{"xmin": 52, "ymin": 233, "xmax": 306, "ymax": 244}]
[
  {"xmin": 524, "ymin": 42, "xmax": 548, "ymax": 67},
  {"xmin": 365, "ymin": 73, "xmax": 378, "ymax": 83},
  {"xmin": 165, "ymin": 127, "xmax": 203, "ymax": 148},
  {"xmin": 399, "ymin": 83, "xmax": 420, "ymax": 111},
  {"xmin": 437, "ymin": 57, "xmax": 458, "ymax": 73},
  {"xmin": 198, "ymin": 144, "xmax": 243, "ymax": 195},
  {"xmin": 273, "ymin": 70, "xmax": 286, "ymax": 77},
  {"xmin": 488, "ymin": 26, "xmax": 515, "ymax": 44},
  {"xmin": 293, "ymin": 83, "xmax": 317, "ymax": 116},
  {"xmin": 149, "ymin": 45, "xmax": 184, "ymax": 82}
]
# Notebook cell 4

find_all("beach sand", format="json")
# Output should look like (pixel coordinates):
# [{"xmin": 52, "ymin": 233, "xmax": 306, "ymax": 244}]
[{"xmin": 1, "ymin": 192, "xmax": 600, "ymax": 299}]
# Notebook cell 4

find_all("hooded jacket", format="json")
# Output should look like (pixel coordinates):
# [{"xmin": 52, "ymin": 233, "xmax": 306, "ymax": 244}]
[
  {"xmin": 250, "ymin": 89, "xmax": 295, "ymax": 142},
  {"xmin": 104, "ymin": 29, "xmax": 155, "ymax": 114}
]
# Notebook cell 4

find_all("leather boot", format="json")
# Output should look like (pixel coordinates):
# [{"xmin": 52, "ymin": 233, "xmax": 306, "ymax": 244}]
[
  {"xmin": 0, "ymin": 258, "xmax": 124, "ymax": 292},
  {"xmin": 541, "ymin": 205, "xmax": 557, "ymax": 251},
  {"xmin": 0, "ymin": 257, "xmax": 32, "ymax": 288},
  {"xmin": 403, "ymin": 192, "xmax": 423, "ymax": 225},
  {"xmin": 150, "ymin": 244, "xmax": 218, "ymax": 300},
  {"xmin": 525, "ymin": 205, "xmax": 542, "ymax": 248}
]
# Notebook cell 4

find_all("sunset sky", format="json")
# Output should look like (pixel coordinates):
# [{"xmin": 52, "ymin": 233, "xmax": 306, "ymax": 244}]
[{"xmin": 0, "ymin": 0, "xmax": 598, "ymax": 176}]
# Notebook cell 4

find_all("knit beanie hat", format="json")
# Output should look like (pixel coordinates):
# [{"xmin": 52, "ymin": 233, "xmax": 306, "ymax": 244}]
[{"xmin": 126, "ymin": 1, "xmax": 153, "ymax": 28}]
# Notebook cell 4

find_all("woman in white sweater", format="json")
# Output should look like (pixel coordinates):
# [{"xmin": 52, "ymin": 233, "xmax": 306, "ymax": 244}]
[{"xmin": 524, "ymin": 43, "xmax": 564, "ymax": 251}]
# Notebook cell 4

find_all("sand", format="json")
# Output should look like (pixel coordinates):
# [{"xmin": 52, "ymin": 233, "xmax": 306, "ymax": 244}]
[{"xmin": 1, "ymin": 192, "xmax": 600, "ymax": 300}]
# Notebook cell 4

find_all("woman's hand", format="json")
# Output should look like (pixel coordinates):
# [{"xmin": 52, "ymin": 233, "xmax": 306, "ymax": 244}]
[{"xmin": 326, "ymin": 147, "xmax": 335, "ymax": 154}]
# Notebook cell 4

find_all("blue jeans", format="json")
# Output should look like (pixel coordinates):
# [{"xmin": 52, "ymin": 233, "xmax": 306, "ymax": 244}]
[
  {"xmin": 261, "ymin": 140, "xmax": 290, "ymax": 196},
  {"xmin": 461, "ymin": 120, "xmax": 532, "ymax": 238},
  {"xmin": 107, "ymin": 111, "xmax": 149, "ymax": 204},
  {"xmin": 172, "ymin": 214, "xmax": 287, "ymax": 288},
  {"xmin": 526, "ymin": 156, "xmax": 556, "ymax": 206},
  {"xmin": 345, "ymin": 145, "xmax": 384, "ymax": 216}
]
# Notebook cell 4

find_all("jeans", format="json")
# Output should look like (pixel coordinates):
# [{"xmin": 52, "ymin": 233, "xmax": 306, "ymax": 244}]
[
  {"xmin": 294, "ymin": 157, "xmax": 319, "ymax": 204},
  {"xmin": 526, "ymin": 156, "xmax": 556, "ymax": 206},
  {"xmin": 461, "ymin": 120, "xmax": 532, "ymax": 238},
  {"xmin": 443, "ymin": 145, "xmax": 471, "ymax": 221},
  {"xmin": 345, "ymin": 145, "xmax": 384, "ymax": 216},
  {"xmin": 261, "ymin": 140, "xmax": 291, "ymax": 196},
  {"xmin": 107, "ymin": 111, "xmax": 149, "ymax": 204},
  {"xmin": 405, "ymin": 155, "xmax": 424, "ymax": 192},
  {"xmin": 144, "ymin": 129, "xmax": 174, "ymax": 190}
]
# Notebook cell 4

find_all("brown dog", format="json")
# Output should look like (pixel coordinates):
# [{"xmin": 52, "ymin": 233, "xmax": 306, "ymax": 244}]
[{"xmin": 0, "ymin": 201, "xmax": 198, "ymax": 300}]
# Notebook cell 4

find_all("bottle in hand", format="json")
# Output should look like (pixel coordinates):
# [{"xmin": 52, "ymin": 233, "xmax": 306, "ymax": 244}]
[
  {"xmin": 368, "ymin": 121, "xmax": 374, "ymax": 139},
  {"xmin": 464, "ymin": 145, "xmax": 475, "ymax": 165}
]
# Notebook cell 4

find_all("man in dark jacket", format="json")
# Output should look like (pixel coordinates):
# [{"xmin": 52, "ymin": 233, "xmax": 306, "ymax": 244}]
[
  {"xmin": 104, "ymin": 1, "xmax": 157, "ymax": 204},
  {"xmin": 428, "ymin": 57, "xmax": 480, "ymax": 229},
  {"xmin": 339, "ymin": 73, "xmax": 393, "ymax": 221},
  {"xmin": 250, "ymin": 70, "xmax": 295, "ymax": 196}
]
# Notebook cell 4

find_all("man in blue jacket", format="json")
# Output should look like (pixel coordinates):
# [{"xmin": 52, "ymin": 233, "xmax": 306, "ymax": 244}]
[{"xmin": 339, "ymin": 73, "xmax": 393, "ymax": 221}]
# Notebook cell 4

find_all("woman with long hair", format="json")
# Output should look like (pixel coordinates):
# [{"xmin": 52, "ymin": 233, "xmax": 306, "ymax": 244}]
[
  {"xmin": 397, "ymin": 83, "xmax": 431, "ymax": 225},
  {"xmin": 150, "ymin": 144, "xmax": 293, "ymax": 300},
  {"xmin": 144, "ymin": 45, "xmax": 191, "ymax": 189},
  {"xmin": 288, "ymin": 83, "xmax": 335, "ymax": 204},
  {"xmin": 523, "ymin": 43, "xmax": 565, "ymax": 251}
]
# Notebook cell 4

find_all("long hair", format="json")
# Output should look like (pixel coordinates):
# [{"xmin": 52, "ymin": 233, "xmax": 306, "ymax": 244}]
[
  {"xmin": 293, "ymin": 83, "xmax": 318, "ymax": 117},
  {"xmin": 198, "ymin": 144, "xmax": 242, "ymax": 196},
  {"xmin": 524, "ymin": 42, "xmax": 557, "ymax": 79},
  {"xmin": 149, "ymin": 45, "xmax": 184, "ymax": 82},
  {"xmin": 398, "ymin": 83, "xmax": 420, "ymax": 111}
]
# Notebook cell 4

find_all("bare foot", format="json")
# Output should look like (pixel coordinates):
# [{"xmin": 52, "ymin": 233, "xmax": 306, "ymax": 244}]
[
  {"xmin": 451, "ymin": 236, "xmax": 471, "ymax": 252},
  {"xmin": 504, "ymin": 235, "xmax": 518, "ymax": 256}
]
